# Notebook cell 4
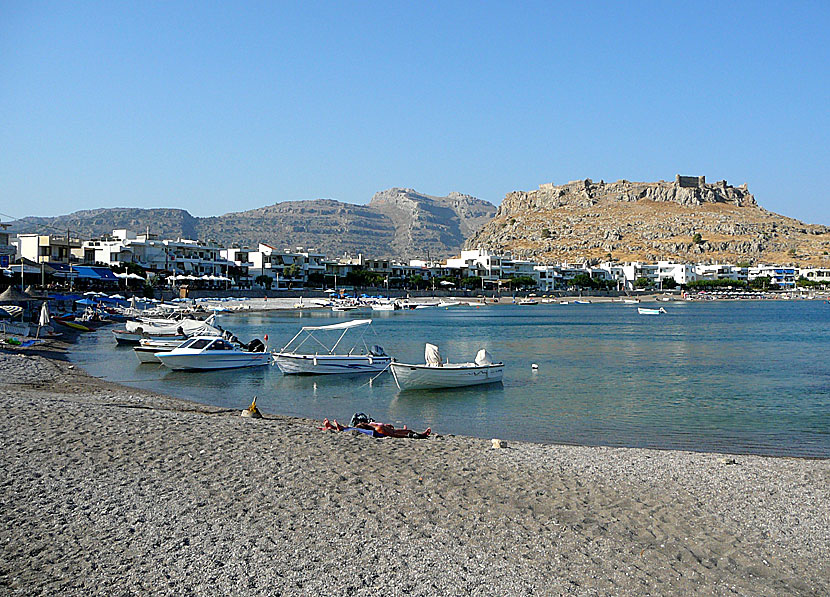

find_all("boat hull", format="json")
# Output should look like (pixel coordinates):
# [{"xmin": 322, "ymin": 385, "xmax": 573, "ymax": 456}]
[
  {"xmin": 390, "ymin": 362, "xmax": 504, "ymax": 390},
  {"xmin": 113, "ymin": 329, "xmax": 187, "ymax": 345},
  {"xmin": 274, "ymin": 353, "xmax": 392, "ymax": 375},
  {"xmin": 134, "ymin": 347, "xmax": 171, "ymax": 363},
  {"xmin": 156, "ymin": 352, "xmax": 271, "ymax": 371}
]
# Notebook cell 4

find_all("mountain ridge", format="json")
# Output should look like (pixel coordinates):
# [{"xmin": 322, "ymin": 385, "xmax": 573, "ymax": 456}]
[{"xmin": 7, "ymin": 190, "xmax": 497, "ymax": 260}]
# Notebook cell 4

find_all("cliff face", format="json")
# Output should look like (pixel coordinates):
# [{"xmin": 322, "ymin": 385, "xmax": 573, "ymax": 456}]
[
  {"xmin": 369, "ymin": 188, "xmax": 496, "ymax": 258},
  {"xmin": 467, "ymin": 178, "xmax": 830, "ymax": 265},
  {"xmin": 9, "ymin": 189, "xmax": 496, "ymax": 259}
]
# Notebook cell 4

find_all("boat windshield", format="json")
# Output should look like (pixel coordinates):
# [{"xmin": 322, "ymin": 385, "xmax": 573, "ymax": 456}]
[
  {"xmin": 188, "ymin": 338, "xmax": 213, "ymax": 350},
  {"xmin": 206, "ymin": 340, "xmax": 233, "ymax": 350}
]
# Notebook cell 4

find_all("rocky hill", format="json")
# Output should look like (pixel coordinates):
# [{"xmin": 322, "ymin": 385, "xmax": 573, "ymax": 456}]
[
  {"xmin": 466, "ymin": 176, "xmax": 830, "ymax": 266},
  {"xmin": 9, "ymin": 190, "xmax": 496, "ymax": 259}
]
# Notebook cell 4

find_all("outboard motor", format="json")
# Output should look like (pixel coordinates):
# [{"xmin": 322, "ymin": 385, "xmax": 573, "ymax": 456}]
[
  {"xmin": 247, "ymin": 338, "xmax": 265, "ymax": 353},
  {"xmin": 369, "ymin": 345, "xmax": 386, "ymax": 357}
]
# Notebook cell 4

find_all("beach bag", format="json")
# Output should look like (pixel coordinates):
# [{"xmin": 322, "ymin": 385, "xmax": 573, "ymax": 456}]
[{"xmin": 349, "ymin": 412, "xmax": 371, "ymax": 427}]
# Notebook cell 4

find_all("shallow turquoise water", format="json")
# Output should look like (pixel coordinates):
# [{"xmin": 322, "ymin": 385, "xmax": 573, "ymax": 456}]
[{"xmin": 70, "ymin": 301, "xmax": 830, "ymax": 457}]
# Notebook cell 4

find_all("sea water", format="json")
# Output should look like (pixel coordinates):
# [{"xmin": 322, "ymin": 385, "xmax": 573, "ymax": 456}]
[{"xmin": 70, "ymin": 300, "xmax": 830, "ymax": 457}]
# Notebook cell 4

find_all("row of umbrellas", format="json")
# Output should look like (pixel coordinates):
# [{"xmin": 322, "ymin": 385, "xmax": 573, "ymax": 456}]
[{"xmin": 168, "ymin": 274, "xmax": 232, "ymax": 282}]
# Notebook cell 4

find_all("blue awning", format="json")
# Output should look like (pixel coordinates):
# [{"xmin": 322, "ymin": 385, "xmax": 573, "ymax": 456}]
[
  {"xmin": 73, "ymin": 266, "xmax": 119, "ymax": 280},
  {"xmin": 46, "ymin": 262, "xmax": 78, "ymax": 278}
]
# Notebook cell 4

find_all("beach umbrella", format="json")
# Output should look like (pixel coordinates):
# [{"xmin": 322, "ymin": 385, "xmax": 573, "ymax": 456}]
[
  {"xmin": 0, "ymin": 286, "xmax": 36, "ymax": 303},
  {"xmin": 0, "ymin": 305, "xmax": 23, "ymax": 317}
]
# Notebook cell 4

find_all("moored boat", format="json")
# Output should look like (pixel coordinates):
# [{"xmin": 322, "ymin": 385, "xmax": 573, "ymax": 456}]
[
  {"xmin": 273, "ymin": 319, "xmax": 391, "ymax": 375},
  {"xmin": 156, "ymin": 336, "xmax": 270, "ymax": 370},
  {"xmin": 638, "ymin": 307, "xmax": 667, "ymax": 315},
  {"xmin": 133, "ymin": 337, "xmax": 190, "ymax": 363},
  {"xmin": 390, "ymin": 344, "xmax": 504, "ymax": 390}
]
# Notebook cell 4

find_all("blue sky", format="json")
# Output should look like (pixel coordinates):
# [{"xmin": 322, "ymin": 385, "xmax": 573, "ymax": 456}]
[{"xmin": 1, "ymin": 1, "xmax": 828, "ymax": 223}]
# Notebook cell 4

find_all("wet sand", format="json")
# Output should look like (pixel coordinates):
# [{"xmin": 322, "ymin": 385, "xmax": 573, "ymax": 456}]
[{"xmin": 1, "ymin": 342, "xmax": 828, "ymax": 595}]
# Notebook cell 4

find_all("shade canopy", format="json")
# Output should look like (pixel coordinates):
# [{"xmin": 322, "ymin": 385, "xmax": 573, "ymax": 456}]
[
  {"xmin": 0, "ymin": 286, "xmax": 36, "ymax": 302},
  {"xmin": 299, "ymin": 319, "xmax": 372, "ymax": 332}
]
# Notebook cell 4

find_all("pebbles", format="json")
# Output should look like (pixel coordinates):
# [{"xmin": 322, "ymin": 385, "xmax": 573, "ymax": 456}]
[{"xmin": 1, "ymin": 348, "xmax": 828, "ymax": 595}]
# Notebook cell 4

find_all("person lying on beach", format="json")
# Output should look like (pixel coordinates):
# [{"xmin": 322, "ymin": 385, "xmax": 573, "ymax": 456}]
[{"xmin": 319, "ymin": 418, "xmax": 431, "ymax": 439}]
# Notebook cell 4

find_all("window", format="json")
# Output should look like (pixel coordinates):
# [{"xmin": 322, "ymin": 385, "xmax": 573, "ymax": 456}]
[{"xmin": 189, "ymin": 339, "xmax": 212, "ymax": 350}]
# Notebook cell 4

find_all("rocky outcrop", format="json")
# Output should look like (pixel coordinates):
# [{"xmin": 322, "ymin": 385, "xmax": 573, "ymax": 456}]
[
  {"xmin": 10, "ymin": 190, "xmax": 496, "ymax": 260},
  {"xmin": 369, "ymin": 188, "xmax": 496, "ymax": 258},
  {"xmin": 467, "ymin": 178, "xmax": 830, "ymax": 266}
]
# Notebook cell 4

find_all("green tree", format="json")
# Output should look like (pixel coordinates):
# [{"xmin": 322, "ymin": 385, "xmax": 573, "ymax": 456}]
[
  {"xmin": 541, "ymin": 228, "xmax": 551, "ymax": 239},
  {"xmin": 284, "ymin": 264, "xmax": 301, "ymax": 279},
  {"xmin": 661, "ymin": 278, "xmax": 677, "ymax": 289},
  {"xmin": 255, "ymin": 274, "xmax": 273, "ymax": 290},
  {"xmin": 570, "ymin": 273, "xmax": 597, "ymax": 289},
  {"xmin": 510, "ymin": 275, "xmax": 538, "ymax": 289},
  {"xmin": 634, "ymin": 277, "xmax": 652, "ymax": 289},
  {"xmin": 692, "ymin": 233, "xmax": 703, "ymax": 245},
  {"xmin": 461, "ymin": 276, "xmax": 481, "ymax": 289},
  {"xmin": 748, "ymin": 276, "xmax": 771, "ymax": 290}
]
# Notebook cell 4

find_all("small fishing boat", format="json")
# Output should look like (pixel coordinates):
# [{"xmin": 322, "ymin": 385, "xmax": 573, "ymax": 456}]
[
  {"xmin": 437, "ymin": 300, "xmax": 461, "ymax": 308},
  {"xmin": 638, "ymin": 307, "xmax": 667, "ymax": 315},
  {"xmin": 133, "ymin": 337, "xmax": 190, "ymax": 363},
  {"xmin": 518, "ymin": 299, "xmax": 539, "ymax": 305},
  {"xmin": 371, "ymin": 301, "xmax": 399, "ymax": 311},
  {"xmin": 113, "ymin": 315, "xmax": 220, "ymax": 345},
  {"xmin": 621, "ymin": 298, "xmax": 640, "ymax": 304},
  {"xmin": 390, "ymin": 344, "xmax": 504, "ymax": 390},
  {"xmin": 273, "ymin": 319, "xmax": 391, "ymax": 375},
  {"xmin": 156, "ymin": 336, "xmax": 270, "ymax": 370},
  {"xmin": 573, "ymin": 300, "xmax": 591, "ymax": 304}
]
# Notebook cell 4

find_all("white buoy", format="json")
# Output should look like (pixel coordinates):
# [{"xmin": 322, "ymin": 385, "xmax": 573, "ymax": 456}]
[{"xmin": 531, "ymin": 363, "xmax": 539, "ymax": 370}]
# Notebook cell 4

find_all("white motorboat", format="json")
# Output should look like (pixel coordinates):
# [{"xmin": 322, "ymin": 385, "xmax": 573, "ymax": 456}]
[
  {"xmin": 437, "ymin": 300, "xmax": 461, "ymax": 308},
  {"xmin": 133, "ymin": 337, "xmax": 190, "ymax": 363},
  {"xmin": 621, "ymin": 298, "xmax": 640, "ymax": 304},
  {"xmin": 390, "ymin": 344, "xmax": 504, "ymax": 391},
  {"xmin": 113, "ymin": 315, "xmax": 221, "ymax": 345},
  {"xmin": 156, "ymin": 336, "xmax": 270, "ymax": 371},
  {"xmin": 518, "ymin": 299, "xmax": 539, "ymax": 305},
  {"xmin": 273, "ymin": 319, "xmax": 391, "ymax": 375},
  {"xmin": 371, "ymin": 302, "xmax": 399, "ymax": 311},
  {"xmin": 638, "ymin": 307, "xmax": 667, "ymax": 315}
]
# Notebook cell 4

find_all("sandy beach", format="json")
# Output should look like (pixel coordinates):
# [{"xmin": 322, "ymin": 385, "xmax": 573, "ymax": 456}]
[{"xmin": 1, "ymin": 342, "xmax": 828, "ymax": 596}]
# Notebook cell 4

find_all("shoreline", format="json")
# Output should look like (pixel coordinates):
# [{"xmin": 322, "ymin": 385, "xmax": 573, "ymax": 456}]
[{"xmin": 2, "ymin": 341, "xmax": 829, "ymax": 595}]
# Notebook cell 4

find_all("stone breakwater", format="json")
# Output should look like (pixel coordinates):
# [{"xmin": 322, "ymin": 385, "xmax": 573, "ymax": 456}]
[{"xmin": 1, "ymin": 345, "xmax": 828, "ymax": 595}]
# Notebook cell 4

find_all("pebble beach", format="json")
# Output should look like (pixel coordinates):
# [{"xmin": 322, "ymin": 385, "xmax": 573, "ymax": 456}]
[{"xmin": 1, "ymin": 342, "xmax": 829, "ymax": 596}]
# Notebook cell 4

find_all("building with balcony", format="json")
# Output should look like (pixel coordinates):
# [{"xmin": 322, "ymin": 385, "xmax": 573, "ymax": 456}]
[{"xmin": 16, "ymin": 233, "xmax": 83, "ymax": 264}]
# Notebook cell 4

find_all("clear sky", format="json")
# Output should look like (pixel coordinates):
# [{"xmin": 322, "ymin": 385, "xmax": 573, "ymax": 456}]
[{"xmin": 1, "ymin": 1, "xmax": 828, "ymax": 224}]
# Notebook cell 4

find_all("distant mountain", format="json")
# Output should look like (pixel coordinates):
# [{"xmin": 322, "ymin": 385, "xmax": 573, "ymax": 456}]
[
  {"xmin": 467, "ymin": 177, "xmax": 830, "ymax": 266},
  {"xmin": 8, "ymin": 190, "xmax": 497, "ymax": 259}
]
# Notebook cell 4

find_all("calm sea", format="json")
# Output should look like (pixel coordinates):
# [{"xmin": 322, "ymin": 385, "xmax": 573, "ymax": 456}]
[{"xmin": 70, "ymin": 301, "xmax": 830, "ymax": 458}]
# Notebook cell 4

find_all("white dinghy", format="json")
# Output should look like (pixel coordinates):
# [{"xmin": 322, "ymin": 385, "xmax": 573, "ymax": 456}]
[
  {"xmin": 273, "ymin": 319, "xmax": 391, "ymax": 375},
  {"xmin": 638, "ymin": 307, "xmax": 668, "ymax": 315},
  {"xmin": 390, "ymin": 344, "xmax": 504, "ymax": 391}
]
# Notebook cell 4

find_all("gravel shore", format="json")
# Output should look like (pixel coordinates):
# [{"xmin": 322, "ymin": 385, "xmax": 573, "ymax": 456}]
[{"xmin": 1, "ymin": 342, "xmax": 828, "ymax": 595}]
